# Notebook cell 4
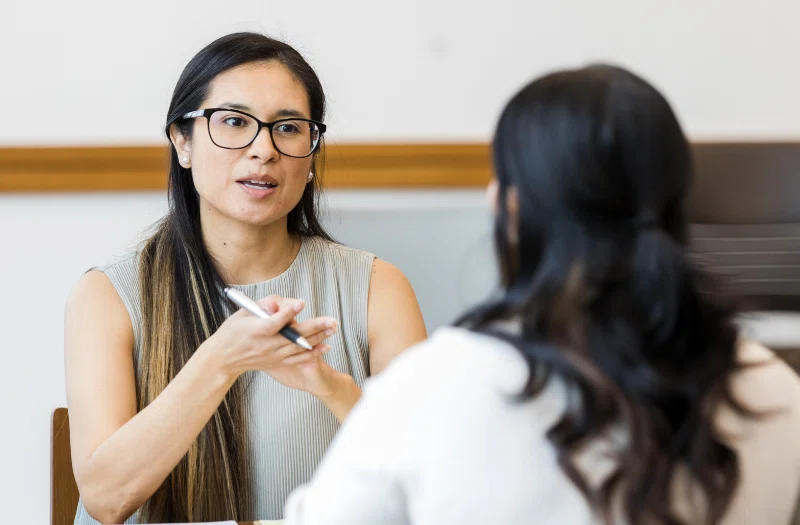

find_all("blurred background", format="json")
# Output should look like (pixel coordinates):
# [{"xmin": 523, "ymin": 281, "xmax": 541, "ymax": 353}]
[{"xmin": 1, "ymin": 0, "xmax": 799, "ymax": 520}]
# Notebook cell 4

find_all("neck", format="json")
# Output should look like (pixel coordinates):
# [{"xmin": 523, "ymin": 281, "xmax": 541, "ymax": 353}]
[{"xmin": 201, "ymin": 211, "xmax": 301, "ymax": 286}]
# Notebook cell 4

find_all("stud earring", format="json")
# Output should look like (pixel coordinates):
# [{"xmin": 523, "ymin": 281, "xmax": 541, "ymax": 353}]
[{"xmin": 307, "ymin": 172, "xmax": 314, "ymax": 182}]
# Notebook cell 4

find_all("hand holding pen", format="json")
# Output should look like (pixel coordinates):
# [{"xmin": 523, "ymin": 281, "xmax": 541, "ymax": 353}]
[
  {"xmin": 225, "ymin": 287, "xmax": 313, "ymax": 349},
  {"xmin": 198, "ymin": 290, "xmax": 339, "ymax": 380}
]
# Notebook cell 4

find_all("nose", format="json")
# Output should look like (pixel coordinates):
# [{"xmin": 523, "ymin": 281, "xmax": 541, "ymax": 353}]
[{"xmin": 246, "ymin": 124, "xmax": 280, "ymax": 162}]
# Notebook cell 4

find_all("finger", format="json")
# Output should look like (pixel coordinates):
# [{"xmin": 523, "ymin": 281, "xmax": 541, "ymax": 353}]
[
  {"xmin": 292, "ymin": 317, "xmax": 338, "ymax": 337},
  {"xmin": 271, "ymin": 331, "xmax": 323, "ymax": 357},
  {"xmin": 272, "ymin": 340, "xmax": 312, "ymax": 360},
  {"xmin": 303, "ymin": 327, "xmax": 337, "ymax": 348},
  {"xmin": 255, "ymin": 295, "xmax": 283, "ymax": 315},
  {"xmin": 257, "ymin": 301, "xmax": 302, "ymax": 335},
  {"xmin": 280, "ymin": 347, "xmax": 327, "ymax": 366},
  {"xmin": 270, "ymin": 332, "xmax": 330, "ymax": 359},
  {"xmin": 264, "ymin": 317, "xmax": 336, "ymax": 355},
  {"xmin": 257, "ymin": 296, "xmax": 304, "ymax": 315}
]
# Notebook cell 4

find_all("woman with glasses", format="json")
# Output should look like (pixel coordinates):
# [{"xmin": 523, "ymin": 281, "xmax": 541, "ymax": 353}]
[
  {"xmin": 64, "ymin": 32, "xmax": 427, "ymax": 525},
  {"xmin": 282, "ymin": 64, "xmax": 800, "ymax": 525}
]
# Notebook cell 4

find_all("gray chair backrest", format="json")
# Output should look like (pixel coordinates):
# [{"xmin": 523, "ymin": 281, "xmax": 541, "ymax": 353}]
[{"xmin": 687, "ymin": 143, "xmax": 800, "ymax": 311}]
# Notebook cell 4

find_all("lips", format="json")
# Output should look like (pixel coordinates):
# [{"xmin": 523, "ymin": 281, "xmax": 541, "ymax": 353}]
[
  {"xmin": 239, "ymin": 180, "xmax": 277, "ymax": 190},
  {"xmin": 236, "ymin": 174, "xmax": 279, "ymax": 199},
  {"xmin": 236, "ymin": 174, "xmax": 279, "ymax": 187}
]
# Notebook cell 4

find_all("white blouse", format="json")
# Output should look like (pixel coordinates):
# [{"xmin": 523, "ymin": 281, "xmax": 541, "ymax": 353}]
[{"xmin": 283, "ymin": 326, "xmax": 800, "ymax": 525}]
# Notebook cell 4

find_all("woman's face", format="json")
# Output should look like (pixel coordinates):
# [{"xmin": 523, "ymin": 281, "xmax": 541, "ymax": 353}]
[{"xmin": 171, "ymin": 60, "xmax": 315, "ymax": 228}]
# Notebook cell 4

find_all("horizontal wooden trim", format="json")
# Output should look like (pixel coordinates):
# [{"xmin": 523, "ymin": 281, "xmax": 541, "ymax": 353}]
[
  {"xmin": 0, "ymin": 143, "xmax": 493, "ymax": 192},
  {"xmin": 2, "ymin": 141, "xmax": 800, "ymax": 193}
]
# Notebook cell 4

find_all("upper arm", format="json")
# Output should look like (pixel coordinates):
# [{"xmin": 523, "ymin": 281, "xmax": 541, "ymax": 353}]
[
  {"xmin": 715, "ymin": 340, "xmax": 800, "ymax": 523},
  {"xmin": 366, "ymin": 259, "xmax": 427, "ymax": 374},
  {"xmin": 64, "ymin": 270, "xmax": 138, "ymax": 484}
]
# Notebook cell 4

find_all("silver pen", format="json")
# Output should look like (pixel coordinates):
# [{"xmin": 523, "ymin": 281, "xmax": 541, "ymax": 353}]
[{"xmin": 224, "ymin": 287, "xmax": 313, "ymax": 350}]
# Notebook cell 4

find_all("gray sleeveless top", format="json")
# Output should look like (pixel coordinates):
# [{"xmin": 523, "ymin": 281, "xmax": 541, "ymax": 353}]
[{"xmin": 73, "ymin": 236, "xmax": 375, "ymax": 524}]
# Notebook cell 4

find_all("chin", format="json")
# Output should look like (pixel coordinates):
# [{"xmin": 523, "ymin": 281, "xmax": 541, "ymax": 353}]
[
  {"xmin": 238, "ymin": 214, "xmax": 281, "ymax": 227},
  {"xmin": 218, "ymin": 205, "xmax": 278, "ymax": 226}
]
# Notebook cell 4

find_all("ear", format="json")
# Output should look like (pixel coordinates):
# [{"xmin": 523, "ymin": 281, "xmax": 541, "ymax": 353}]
[
  {"xmin": 487, "ymin": 179, "xmax": 519, "ymax": 243},
  {"xmin": 169, "ymin": 122, "xmax": 192, "ymax": 168},
  {"xmin": 307, "ymin": 155, "xmax": 319, "ymax": 183},
  {"xmin": 506, "ymin": 186, "xmax": 519, "ymax": 244},
  {"xmin": 486, "ymin": 178, "xmax": 499, "ymax": 212}
]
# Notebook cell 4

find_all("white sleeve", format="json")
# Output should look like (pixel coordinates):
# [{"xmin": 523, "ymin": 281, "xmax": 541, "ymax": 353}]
[
  {"xmin": 283, "ymin": 470, "xmax": 408, "ymax": 525},
  {"xmin": 283, "ymin": 347, "xmax": 427, "ymax": 525}
]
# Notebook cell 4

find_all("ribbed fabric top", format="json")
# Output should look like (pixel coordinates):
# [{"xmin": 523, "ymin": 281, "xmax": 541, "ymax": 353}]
[{"xmin": 72, "ymin": 236, "xmax": 376, "ymax": 524}]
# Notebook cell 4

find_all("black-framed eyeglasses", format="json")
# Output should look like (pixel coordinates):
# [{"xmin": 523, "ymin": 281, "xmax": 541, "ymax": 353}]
[{"xmin": 181, "ymin": 108, "xmax": 326, "ymax": 158}]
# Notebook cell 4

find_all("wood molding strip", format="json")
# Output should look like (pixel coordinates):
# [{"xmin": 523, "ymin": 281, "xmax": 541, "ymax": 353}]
[
  {"xmin": 0, "ymin": 143, "xmax": 493, "ymax": 192},
  {"xmin": 2, "ymin": 141, "xmax": 799, "ymax": 193}
]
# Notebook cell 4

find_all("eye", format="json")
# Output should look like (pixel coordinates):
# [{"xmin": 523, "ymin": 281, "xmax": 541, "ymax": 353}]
[
  {"xmin": 222, "ymin": 116, "xmax": 248, "ymax": 127},
  {"xmin": 275, "ymin": 122, "xmax": 301, "ymax": 135}
]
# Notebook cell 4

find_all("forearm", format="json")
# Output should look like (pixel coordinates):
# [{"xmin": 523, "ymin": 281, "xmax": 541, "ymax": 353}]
[
  {"xmin": 78, "ymin": 345, "xmax": 236, "ymax": 523},
  {"xmin": 317, "ymin": 372, "xmax": 362, "ymax": 423}
]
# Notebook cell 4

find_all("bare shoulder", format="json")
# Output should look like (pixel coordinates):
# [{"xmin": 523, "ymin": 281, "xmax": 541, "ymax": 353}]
[
  {"xmin": 370, "ymin": 259, "xmax": 412, "ymax": 288},
  {"xmin": 65, "ymin": 270, "xmax": 134, "ymax": 355},
  {"xmin": 729, "ymin": 339, "xmax": 800, "ymax": 413},
  {"xmin": 67, "ymin": 269, "xmax": 128, "ymax": 318},
  {"xmin": 367, "ymin": 259, "xmax": 423, "ymax": 322},
  {"xmin": 712, "ymin": 339, "xmax": 800, "ymax": 486},
  {"xmin": 367, "ymin": 259, "xmax": 427, "ymax": 373},
  {"xmin": 68, "ymin": 268, "xmax": 117, "ymax": 301}
]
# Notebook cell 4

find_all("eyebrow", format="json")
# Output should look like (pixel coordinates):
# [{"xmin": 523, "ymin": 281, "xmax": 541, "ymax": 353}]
[
  {"xmin": 274, "ymin": 108, "xmax": 308, "ymax": 119},
  {"xmin": 219, "ymin": 102, "xmax": 252, "ymax": 112},
  {"xmin": 218, "ymin": 103, "xmax": 309, "ymax": 120}
]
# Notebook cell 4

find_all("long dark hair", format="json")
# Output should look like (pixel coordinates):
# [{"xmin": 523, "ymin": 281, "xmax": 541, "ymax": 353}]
[
  {"xmin": 137, "ymin": 32, "xmax": 332, "ymax": 522},
  {"xmin": 459, "ymin": 64, "xmax": 749, "ymax": 524}
]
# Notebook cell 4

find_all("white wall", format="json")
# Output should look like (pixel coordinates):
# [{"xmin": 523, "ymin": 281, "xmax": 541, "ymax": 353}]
[
  {"xmin": 1, "ymin": 0, "xmax": 800, "ymax": 146},
  {"xmin": 2, "ymin": 0, "xmax": 800, "ymax": 521}
]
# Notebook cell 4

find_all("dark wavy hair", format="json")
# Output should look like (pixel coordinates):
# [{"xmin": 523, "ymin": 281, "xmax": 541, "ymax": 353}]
[{"xmin": 459, "ymin": 64, "xmax": 751, "ymax": 524}]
